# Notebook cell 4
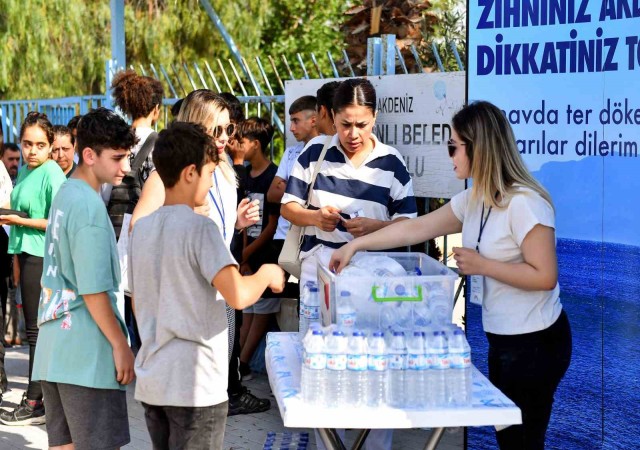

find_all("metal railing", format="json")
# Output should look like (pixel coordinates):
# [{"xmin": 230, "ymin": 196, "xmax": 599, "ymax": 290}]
[{"xmin": 0, "ymin": 36, "xmax": 464, "ymax": 145}]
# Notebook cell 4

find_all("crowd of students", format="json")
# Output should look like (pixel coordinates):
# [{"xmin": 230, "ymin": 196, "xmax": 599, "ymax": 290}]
[{"xmin": 0, "ymin": 71, "xmax": 571, "ymax": 450}]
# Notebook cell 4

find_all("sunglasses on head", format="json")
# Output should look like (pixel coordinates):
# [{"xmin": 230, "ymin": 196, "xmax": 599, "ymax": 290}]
[
  {"xmin": 212, "ymin": 123, "xmax": 236, "ymax": 139},
  {"xmin": 447, "ymin": 138, "xmax": 465, "ymax": 157}
]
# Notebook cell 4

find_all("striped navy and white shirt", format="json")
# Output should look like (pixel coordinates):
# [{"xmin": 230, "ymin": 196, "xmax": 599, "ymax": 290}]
[{"xmin": 282, "ymin": 133, "xmax": 417, "ymax": 257}]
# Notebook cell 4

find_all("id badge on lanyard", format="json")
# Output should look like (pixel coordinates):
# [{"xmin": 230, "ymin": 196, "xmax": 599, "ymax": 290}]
[{"xmin": 470, "ymin": 203, "xmax": 492, "ymax": 306}]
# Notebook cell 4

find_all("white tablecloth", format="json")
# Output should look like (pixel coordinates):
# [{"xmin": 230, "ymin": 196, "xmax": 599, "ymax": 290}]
[{"xmin": 265, "ymin": 332, "xmax": 522, "ymax": 430}]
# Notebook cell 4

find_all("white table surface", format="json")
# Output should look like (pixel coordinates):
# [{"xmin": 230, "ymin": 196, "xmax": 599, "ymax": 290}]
[{"xmin": 265, "ymin": 332, "xmax": 522, "ymax": 430}]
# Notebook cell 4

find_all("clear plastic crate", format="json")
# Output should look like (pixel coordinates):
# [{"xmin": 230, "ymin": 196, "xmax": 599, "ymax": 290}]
[{"xmin": 317, "ymin": 252, "xmax": 458, "ymax": 333}]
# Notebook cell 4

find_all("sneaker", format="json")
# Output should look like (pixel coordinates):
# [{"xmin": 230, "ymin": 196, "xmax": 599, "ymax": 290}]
[
  {"xmin": 227, "ymin": 390, "xmax": 270, "ymax": 416},
  {"xmin": 239, "ymin": 362, "xmax": 253, "ymax": 381},
  {"xmin": 0, "ymin": 394, "xmax": 46, "ymax": 426}
]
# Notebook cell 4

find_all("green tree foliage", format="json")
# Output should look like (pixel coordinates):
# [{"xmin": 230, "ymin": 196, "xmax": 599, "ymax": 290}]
[
  {"xmin": 0, "ymin": 0, "xmax": 346, "ymax": 100},
  {"xmin": 0, "ymin": 0, "xmax": 110, "ymax": 99}
]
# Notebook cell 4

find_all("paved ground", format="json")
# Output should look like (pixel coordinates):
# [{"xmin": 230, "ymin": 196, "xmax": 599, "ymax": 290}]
[{"xmin": 0, "ymin": 345, "xmax": 463, "ymax": 450}]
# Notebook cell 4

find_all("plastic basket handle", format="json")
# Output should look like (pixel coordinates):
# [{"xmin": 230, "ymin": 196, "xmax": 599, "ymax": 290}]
[{"xmin": 371, "ymin": 285, "xmax": 423, "ymax": 302}]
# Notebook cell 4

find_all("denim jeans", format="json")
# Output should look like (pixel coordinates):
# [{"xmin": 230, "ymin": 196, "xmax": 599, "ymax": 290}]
[{"xmin": 142, "ymin": 401, "xmax": 228, "ymax": 450}]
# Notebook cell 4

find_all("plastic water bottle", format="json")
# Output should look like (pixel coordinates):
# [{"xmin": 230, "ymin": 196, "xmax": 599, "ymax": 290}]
[
  {"xmin": 448, "ymin": 329, "xmax": 472, "ymax": 406},
  {"xmin": 263, "ymin": 431, "xmax": 309, "ymax": 450},
  {"xmin": 299, "ymin": 282, "xmax": 311, "ymax": 340},
  {"xmin": 336, "ymin": 291, "xmax": 356, "ymax": 332},
  {"xmin": 324, "ymin": 330, "xmax": 348, "ymax": 407},
  {"xmin": 387, "ymin": 331, "xmax": 407, "ymax": 408},
  {"xmin": 301, "ymin": 330, "xmax": 326, "ymax": 405},
  {"xmin": 306, "ymin": 285, "xmax": 321, "ymax": 330},
  {"xmin": 346, "ymin": 331, "xmax": 368, "ymax": 407},
  {"xmin": 428, "ymin": 286, "xmax": 451, "ymax": 326},
  {"xmin": 426, "ymin": 331, "xmax": 449, "ymax": 407},
  {"xmin": 406, "ymin": 331, "xmax": 427, "ymax": 408},
  {"xmin": 367, "ymin": 331, "xmax": 387, "ymax": 407}
]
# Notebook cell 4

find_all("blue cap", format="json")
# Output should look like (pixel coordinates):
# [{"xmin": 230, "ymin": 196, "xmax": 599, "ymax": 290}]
[
  {"xmin": 393, "ymin": 331, "xmax": 405, "ymax": 336},
  {"xmin": 332, "ymin": 330, "xmax": 345, "ymax": 336},
  {"xmin": 353, "ymin": 331, "xmax": 365, "ymax": 336},
  {"xmin": 373, "ymin": 331, "xmax": 384, "ymax": 337},
  {"xmin": 413, "ymin": 331, "xmax": 422, "ymax": 337},
  {"xmin": 454, "ymin": 329, "xmax": 464, "ymax": 335},
  {"xmin": 312, "ymin": 330, "xmax": 323, "ymax": 336},
  {"xmin": 340, "ymin": 290, "xmax": 351, "ymax": 297},
  {"xmin": 310, "ymin": 287, "xmax": 318, "ymax": 292},
  {"xmin": 433, "ymin": 331, "xmax": 440, "ymax": 336}
]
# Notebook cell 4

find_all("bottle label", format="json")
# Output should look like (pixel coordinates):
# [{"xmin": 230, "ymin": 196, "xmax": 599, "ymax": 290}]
[
  {"xmin": 407, "ymin": 353, "xmax": 426, "ymax": 370},
  {"xmin": 368, "ymin": 354, "xmax": 387, "ymax": 371},
  {"xmin": 430, "ymin": 353, "xmax": 450, "ymax": 370},
  {"xmin": 389, "ymin": 353, "xmax": 406, "ymax": 370},
  {"xmin": 307, "ymin": 306, "xmax": 320, "ymax": 320},
  {"xmin": 450, "ymin": 351, "xmax": 471, "ymax": 369},
  {"xmin": 305, "ymin": 352, "xmax": 326, "ymax": 370},
  {"xmin": 326, "ymin": 353, "xmax": 347, "ymax": 371},
  {"xmin": 347, "ymin": 354, "xmax": 368, "ymax": 371},
  {"xmin": 300, "ymin": 304, "xmax": 308, "ymax": 319},
  {"xmin": 337, "ymin": 313, "xmax": 356, "ymax": 327}
]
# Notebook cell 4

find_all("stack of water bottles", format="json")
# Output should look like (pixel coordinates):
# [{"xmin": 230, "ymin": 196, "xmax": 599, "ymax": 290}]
[
  {"xmin": 300, "ymin": 324, "xmax": 472, "ymax": 409},
  {"xmin": 263, "ymin": 431, "xmax": 309, "ymax": 450}
]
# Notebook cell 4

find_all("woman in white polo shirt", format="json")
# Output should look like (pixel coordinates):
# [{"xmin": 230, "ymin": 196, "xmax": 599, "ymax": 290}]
[{"xmin": 330, "ymin": 100, "xmax": 572, "ymax": 450}]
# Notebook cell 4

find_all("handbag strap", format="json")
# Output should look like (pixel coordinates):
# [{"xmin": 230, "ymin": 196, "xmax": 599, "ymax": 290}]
[
  {"xmin": 131, "ymin": 131, "xmax": 158, "ymax": 173},
  {"xmin": 304, "ymin": 135, "xmax": 332, "ymax": 208}
]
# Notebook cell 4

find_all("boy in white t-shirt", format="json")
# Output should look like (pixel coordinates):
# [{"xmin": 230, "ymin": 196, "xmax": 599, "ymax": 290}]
[{"xmin": 129, "ymin": 122, "xmax": 284, "ymax": 449}]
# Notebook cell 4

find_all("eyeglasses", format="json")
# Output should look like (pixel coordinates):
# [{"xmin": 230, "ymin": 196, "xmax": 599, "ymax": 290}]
[
  {"xmin": 447, "ymin": 139, "xmax": 465, "ymax": 157},
  {"xmin": 212, "ymin": 123, "xmax": 236, "ymax": 140}
]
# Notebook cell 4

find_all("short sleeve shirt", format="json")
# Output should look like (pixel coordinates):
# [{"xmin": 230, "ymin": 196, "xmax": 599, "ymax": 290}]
[
  {"xmin": 282, "ymin": 134, "xmax": 417, "ymax": 257},
  {"xmin": 274, "ymin": 142, "xmax": 305, "ymax": 240},
  {"xmin": 450, "ymin": 186, "xmax": 563, "ymax": 335},
  {"xmin": 32, "ymin": 179, "xmax": 127, "ymax": 390},
  {"xmin": 9, "ymin": 160, "xmax": 66, "ymax": 257},
  {"xmin": 129, "ymin": 205, "xmax": 237, "ymax": 407}
]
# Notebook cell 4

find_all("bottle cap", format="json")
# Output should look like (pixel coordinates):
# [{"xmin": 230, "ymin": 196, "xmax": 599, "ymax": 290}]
[
  {"xmin": 340, "ymin": 290, "xmax": 351, "ymax": 297},
  {"xmin": 393, "ymin": 331, "xmax": 405, "ymax": 336},
  {"xmin": 310, "ymin": 287, "xmax": 319, "ymax": 292},
  {"xmin": 372, "ymin": 331, "xmax": 384, "ymax": 337},
  {"xmin": 453, "ymin": 329, "xmax": 464, "ymax": 335},
  {"xmin": 332, "ymin": 330, "xmax": 345, "ymax": 336},
  {"xmin": 352, "ymin": 331, "xmax": 365, "ymax": 337},
  {"xmin": 413, "ymin": 331, "xmax": 422, "ymax": 337},
  {"xmin": 312, "ymin": 330, "xmax": 323, "ymax": 336}
]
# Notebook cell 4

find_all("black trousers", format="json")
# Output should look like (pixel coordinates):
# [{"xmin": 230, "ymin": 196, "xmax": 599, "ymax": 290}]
[
  {"xmin": 227, "ymin": 309, "xmax": 243, "ymax": 396},
  {"xmin": 18, "ymin": 253, "xmax": 44, "ymax": 401},
  {"xmin": 487, "ymin": 310, "xmax": 572, "ymax": 450}
]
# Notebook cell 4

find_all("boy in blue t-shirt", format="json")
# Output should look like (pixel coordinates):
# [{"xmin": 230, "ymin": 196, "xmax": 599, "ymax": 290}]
[{"xmin": 32, "ymin": 108, "xmax": 137, "ymax": 449}]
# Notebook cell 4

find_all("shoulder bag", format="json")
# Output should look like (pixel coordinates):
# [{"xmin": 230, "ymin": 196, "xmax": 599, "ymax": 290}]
[{"xmin": 278, "ymin": 136, "xmax": 332, "ymax": 279}]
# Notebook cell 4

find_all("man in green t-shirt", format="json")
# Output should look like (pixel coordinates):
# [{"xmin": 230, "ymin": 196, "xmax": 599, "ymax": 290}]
[{"xmin": 32, "ymin": 108, "xmax": 137, "ymax": 449}]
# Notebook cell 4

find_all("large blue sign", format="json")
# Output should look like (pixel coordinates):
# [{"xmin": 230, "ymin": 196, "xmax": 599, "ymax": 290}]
[{"xmin": 467, "ymin": 1, "xmax": 639, "ymax": 448}]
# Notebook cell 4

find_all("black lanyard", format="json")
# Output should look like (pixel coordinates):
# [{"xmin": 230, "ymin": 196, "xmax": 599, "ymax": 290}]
[{"xmin": 476, "ymin": 203, "xmax": 492, "ymax": 253}]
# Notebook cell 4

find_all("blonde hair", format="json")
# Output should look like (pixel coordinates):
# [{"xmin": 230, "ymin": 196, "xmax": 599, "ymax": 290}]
[
  {"xmin": 452, "ymin": 101, "xmax": 553, "ymax": 209},
  {"xmin": 176, "ymin": 89, "xmax": 236, "ymax": 184}
]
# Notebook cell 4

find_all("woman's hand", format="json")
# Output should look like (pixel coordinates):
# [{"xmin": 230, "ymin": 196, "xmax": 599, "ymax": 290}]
[
  {"xmin": 342, "ymin": 217, "xmax": 384, "ymax": 237},
  {"xmin": 314, "ymin": 206, "xmax": 341, "ymax": 232},
  {"xmin": 329, "ymin": 242, "xmax": 357, "ymax": 274},
  {"xmin": 452, "ymin": 247, "xmax": 486, "ymax": 275},
  {"xmin": 236, "ymin": 198, "xmax": 260, "ymax": 229},
  {"xmin": 0, "ymin": 214, "xmax": 24, "ymax": 226}
]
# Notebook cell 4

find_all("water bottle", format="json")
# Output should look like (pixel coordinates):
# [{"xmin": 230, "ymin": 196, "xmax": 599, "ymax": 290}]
[
  {"xmin": 406, "ymin": 331, "xmax": 427, "ymax": 408},
  {"xmin": 299, "ymin": 282, "xmax": 311, "ymax": 340},
  {"xmin": 426, "ymin": 331, "xmax": 449, "ymax": 407},
  {"xmin": 263, "ymin": 431, "xmax": 309, "ymax": 450},
  {"xmin": 367, "ymin": 331, "xmax": 387, "ymax": 407},
  {"xmin": 301, "ymin": 330, "xmax": 326, "ymax": 405},
  {"xmin": 324, "ymin": 330, "xmax": 348, "ymax": 407},
  {"xmin": 306, "ymin": 285, "xmax": 321, "ymax": 331},
  {"xmin": 346, "ymin": 331, "xmax": 368, "ymax": 407},
  {"xmin": 448, "ymin": 329, "xmax": 472, "ymax": 406},
  {"xmin": 387, "ymin": 331, "xmax": 407, "ymax": 408},
  {"xmin": 428, "ymin": 286, "xmax": 451, "ymax": 326},
  {"xmin": 336, "ymin": 291, "xmax": 356, "ymax": 332}
]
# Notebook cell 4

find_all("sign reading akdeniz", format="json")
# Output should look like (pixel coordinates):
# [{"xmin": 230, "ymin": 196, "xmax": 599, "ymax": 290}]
[{"xmin": 285, "ymin": 73, "xmax": 465, "ymax": 199}]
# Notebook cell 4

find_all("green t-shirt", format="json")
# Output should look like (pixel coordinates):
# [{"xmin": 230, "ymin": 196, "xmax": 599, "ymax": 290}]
[
  {"xmin": 8, "ymin": 160, "xmax": 66, "ymax": 257},
  {"xmin": 32, "ymin": 179, "xmax": 128, "ymax": 390}
]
